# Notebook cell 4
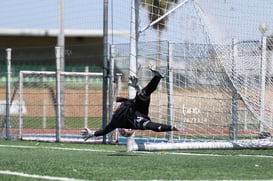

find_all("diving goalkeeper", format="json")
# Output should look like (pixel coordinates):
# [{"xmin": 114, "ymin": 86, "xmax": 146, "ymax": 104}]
[{"xmin": 81, "ymin": 64, "xmax": 179, "ymax": 141}]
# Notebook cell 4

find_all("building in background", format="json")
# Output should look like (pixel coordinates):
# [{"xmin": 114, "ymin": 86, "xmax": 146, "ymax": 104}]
[{"xmin": 0, "ymin": 28, "xmax": 128, "ymax": 73}]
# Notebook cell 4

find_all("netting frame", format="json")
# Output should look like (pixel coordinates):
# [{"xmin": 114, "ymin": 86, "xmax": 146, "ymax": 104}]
[
  {"xmin": 124, "ymin": 0, "xmax": 273, "ymax": 151},
  {"xmin": 125, "ymin": 40, "xmax": 273, "ymax": 151}
]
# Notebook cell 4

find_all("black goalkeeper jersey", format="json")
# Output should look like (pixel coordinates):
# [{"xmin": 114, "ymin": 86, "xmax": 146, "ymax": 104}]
[{"xmin": 111, "ymin": 99, "xmax": 135, "ymax": 128}]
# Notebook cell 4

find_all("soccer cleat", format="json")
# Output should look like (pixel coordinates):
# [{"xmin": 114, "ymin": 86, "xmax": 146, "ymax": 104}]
[
  {"xmin": 81, "ymin": 128, "xmax": 95, "ymax": 141},
  {"xmin": 256, "ymin": 131, "xmax": 271, "ymax": 139},
  {"xmin": 149, "ymin": 64, "xmax": 165, "ymax": 78},
  {"xmin": 172, "ymin": 126, "xmax": 180, "ymax": 131},
  {"xmin": 128, "ymin": 75, "xmax": 142, "ymax": 91}
]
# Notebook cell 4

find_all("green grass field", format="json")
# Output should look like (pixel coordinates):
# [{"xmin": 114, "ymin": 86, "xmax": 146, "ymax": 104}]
[{"xmin": 0, "ymin": 140, "xmax": 273, "ymax": 181}]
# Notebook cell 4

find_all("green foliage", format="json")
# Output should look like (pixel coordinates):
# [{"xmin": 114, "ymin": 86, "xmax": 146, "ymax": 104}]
[
  {"xmin": 140, "ymin": 0, "xmax": 178, "ymax": 30},
  {"xmin": 0, "ymin": 141, "xmax": 273, "ymax": 180}
]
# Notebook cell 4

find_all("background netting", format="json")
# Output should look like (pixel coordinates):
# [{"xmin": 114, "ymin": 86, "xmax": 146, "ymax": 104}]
[
  {"xmin": 1, "ymin": 0, "xmax": 273, "ymax": 144},
  {"xmin": 115, "ymin": 0, "xmax": 273, "ymax": 143}
]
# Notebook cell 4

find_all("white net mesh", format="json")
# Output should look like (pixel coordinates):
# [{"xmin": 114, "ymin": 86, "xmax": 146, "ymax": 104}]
[
  {"xmin": 114, "ymin": 0, "xmax": 273, "ymax": 148},
  {"xmin": 1, "ymin": 0, "xmax": 272, "ymax": 148}
]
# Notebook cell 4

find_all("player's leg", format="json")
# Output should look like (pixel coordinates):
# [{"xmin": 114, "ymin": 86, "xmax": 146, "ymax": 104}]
[
  {"xmin": 132, "ymin": 113, "xmax": 179, "ymax": 132},
  {"xmin": 144, "ymin": 121, "xmax": 179, "ymax": 132}
]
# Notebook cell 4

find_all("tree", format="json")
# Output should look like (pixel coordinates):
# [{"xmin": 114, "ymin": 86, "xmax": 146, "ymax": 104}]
[
  {"xmin": 141, "ymin": 0, "xmax": 178, "ymax": 30},
  {"xmin": 140, "ymin": 0, "xmax": 178, "ymax": 66}
]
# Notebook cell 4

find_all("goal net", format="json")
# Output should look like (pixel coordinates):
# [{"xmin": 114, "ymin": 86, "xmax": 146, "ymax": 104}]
[{"xmin": 116, "ymin": 0, "xmax": 273, "ymax": 151}]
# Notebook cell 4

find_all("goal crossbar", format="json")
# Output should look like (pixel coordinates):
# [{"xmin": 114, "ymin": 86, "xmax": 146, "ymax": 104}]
[{"xmin": 19, "ymin": 70, "xmax": 103, "ymax": 77}]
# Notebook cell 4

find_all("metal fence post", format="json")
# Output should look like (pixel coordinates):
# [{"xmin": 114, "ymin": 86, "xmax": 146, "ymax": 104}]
[
  {"xmin": 108, "ymin": 45, "xmax": 115, "ymax": 143},
  {"xmin": 5, "ymin": 48, "xmax": 12, "ymax": 140},
  {"xmin": 19, "ymin": 71, "xmax": 23, "ymax": 140},
  {"xmin": 167, "ymin": 41, "xmax": 174, "ymax": 142},
  {"xmin": 84, "ymin": 66, "xmax": 89, "ymax": 128},
  {"xmin": 102, "ymin": 0, "xmax": 109, "ymax": 144},
  {"xmin": 231, "ymin": 39, "xmax": 238, "ymax": 141},
  {"xmin": 55, "ymin": 46, "xmax": 61, "ymax": 142}
]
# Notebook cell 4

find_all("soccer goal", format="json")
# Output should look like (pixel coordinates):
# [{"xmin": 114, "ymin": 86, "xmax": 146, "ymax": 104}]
[
  {"xmin": 122, "ymin": 0, "xmax": 273, "ymax": 151},
  {"xmin": 17, "ymin": 70, "xmax": 107, "ymax": 142}
]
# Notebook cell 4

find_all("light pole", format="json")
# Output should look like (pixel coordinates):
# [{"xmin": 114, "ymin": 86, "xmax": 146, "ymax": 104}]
[{"xmin": 259, "ymin": 23, "xmax": 268, "ymax": 36}]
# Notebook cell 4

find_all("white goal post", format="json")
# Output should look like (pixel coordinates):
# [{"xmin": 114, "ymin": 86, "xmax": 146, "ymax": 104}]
[{"xmin": 127, "ymin": 137, "xmax": 273, "ymax": 152}]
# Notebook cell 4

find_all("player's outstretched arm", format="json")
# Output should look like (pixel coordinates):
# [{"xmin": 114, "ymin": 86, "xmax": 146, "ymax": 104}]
[{"xmin": 81, "ymin": 128, "xmax": 94, "ymax": 141}]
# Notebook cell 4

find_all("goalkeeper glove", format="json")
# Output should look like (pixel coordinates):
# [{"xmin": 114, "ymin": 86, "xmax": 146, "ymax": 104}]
[
  {"xmin": 128, "ymin": 75, "xmax": 142, "ymax": 92},
  {"xmin": 81, "ymin": 128, "xmax": 94, "ymax": 141},
  {"xmin": 149, "ymin": 63, "xmax": 165, "ymax": 78}
]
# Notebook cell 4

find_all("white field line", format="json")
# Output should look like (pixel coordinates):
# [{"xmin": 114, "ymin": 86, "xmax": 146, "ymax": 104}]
[
  {"xmin": 1, "ymin": 144, "xmax": 273, "ymax": 159},
  {"xmin": 0, "ymin": 170, "xmax": 272, "ymax": 181},
  {"xmin": 0, "ymin": 170, "xmax": 90, "ymax": 181},
  {"xmin": 0, "ymin": 144, "xmax": 117, "ymax": 153}
]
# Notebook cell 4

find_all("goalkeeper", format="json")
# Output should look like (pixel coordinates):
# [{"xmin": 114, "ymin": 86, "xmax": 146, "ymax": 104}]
[{"xmin": 81, "ymin": 64, "xmax": 179, "ymax": 141}]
